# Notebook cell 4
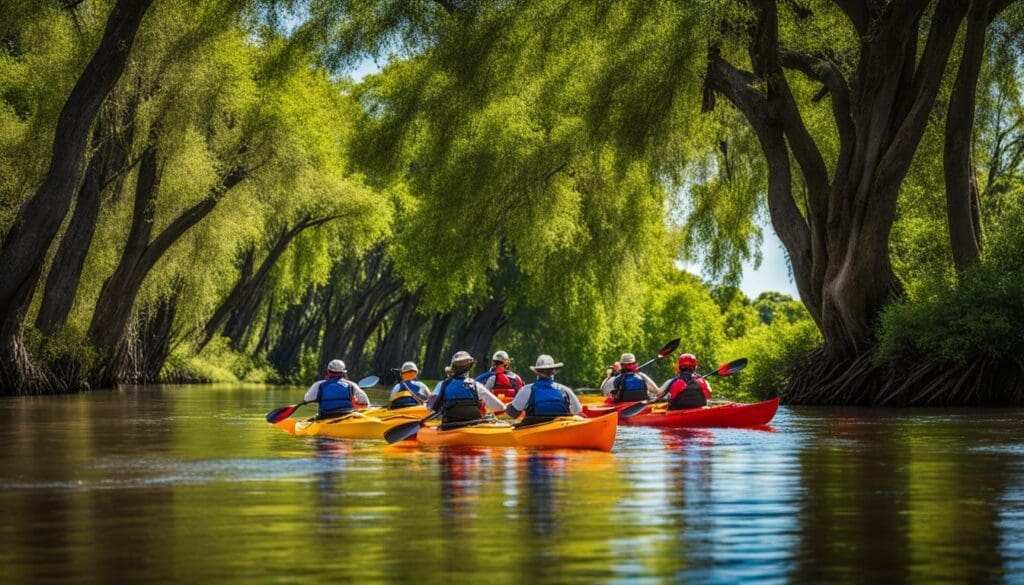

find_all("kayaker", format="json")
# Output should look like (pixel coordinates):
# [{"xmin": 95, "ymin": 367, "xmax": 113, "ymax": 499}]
[
  {"xmin": 428, "ymin": 351, "xmax": 505, "ymax": 424},
  {"xmin": 474, "ymin": 350, "xmax": 525, "ymax": 401},
  {"xmin": 303, "ymin": 359, "xmax": 369, "ymax": 419},
  {"xmin": 600, "ymin": 353, "xmax": 658, "ymax": 403},
  {"xmin": 505, "ymin": 354, "xmax": 582, "ymax": 425},
  {"xmin": 659, "ymin": 353, "xmax": 712, "ymax": 409},
  {"xmin": 388, "ymin": 361, "xmax": 430, "ymax": 409}
]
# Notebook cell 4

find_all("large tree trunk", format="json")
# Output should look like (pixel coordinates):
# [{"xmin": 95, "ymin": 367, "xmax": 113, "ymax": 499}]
[
  {"xmin": 0, "ymin": 0, "xmax": 152, "ymax": 357},
  {"xmin": 446, "ymin": 296, "xmax": 507, "ymax": 373},
  {"xmin": 421, "ymin": 312, "xmax": 452, "ymax": 379},
  {"xmin": 704, "ymin": 0, "xmax": 967, "ymax": 364},
  {"xmin": 36, "ymin": 103, "xmax": 135, "ymax": 334},
  {"xmin": 943, "ymin": 0, "xmax": 1009, "ymax": 272}
]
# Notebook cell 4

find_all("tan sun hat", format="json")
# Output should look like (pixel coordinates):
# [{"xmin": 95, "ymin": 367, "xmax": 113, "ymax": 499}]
[
  {"xmin": 529, "ymin": 354, "xmax": 564, "ymax": 373},
  {"xmin": 620, "ymin": 353, "xmax": 636, "ymax": 364},
  {"xmin": 450, "ymin": 351, "xmax": 475, "ymax": 366},
  {"xmin": 327, "ymin": 359, "xmax": 347, "ymax": 373},
  {"xmin": 492, "ymin": 350, "xmax": 510, "ymax": 362}
]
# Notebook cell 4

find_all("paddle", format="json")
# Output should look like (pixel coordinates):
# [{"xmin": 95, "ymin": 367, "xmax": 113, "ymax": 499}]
[
  {"xmin": 635, "ymin": 337, "xmax": 681, "ymax": 371},
  {"xmin": 265, "ymin": 375, "xmax": 380, "ymax": 423},
  {"xmin": 384, "ymin": 411, "xmax": 441, "ymax": 444},
  {"xmin": 619, "ymin": 357, "xmax": 748, "ymax": 418}
]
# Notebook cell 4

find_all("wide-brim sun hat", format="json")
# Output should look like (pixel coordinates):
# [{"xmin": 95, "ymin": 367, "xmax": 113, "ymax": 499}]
[
  {"xmin": 620, "ymin": 353, "xmax": 636, "ymax": 364},
  {"xmin": 401, "ymin": 361, "xmax": 419, "ymax": 373},
  {"xmin": 529, "ymin": 354, "xmax": 564, "ymax": 373},
  {"xmin": 327, "ymin": 359, "xmax": 347, "ymax": 373}
]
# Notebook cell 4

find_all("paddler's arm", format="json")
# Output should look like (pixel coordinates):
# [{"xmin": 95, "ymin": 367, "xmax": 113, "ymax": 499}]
[
  {"xmin": 599, "ymin": 376, "xmax": 616, "ymax": 396},
  {"xmin": 641, "ymin": 373, "xmax": 659, "ymax": 399},
  {"xmin": 302, "ymin": 381, "xmax": 321, "ymax": 404},
  {"xmin": 561, "ymin": 384, "xmax": 583, "ymax": 415},
  {"xmin": 475, "ymin": 383, "xmax": 507, "ymax": 412},
  {"xmin": 426, "ymin": 381, "xmax": 443, "ymax": 412},
  {"xmin": 352, "ymin": 386, "xmax": 370, "ymax": 406},
  {"xmin": 504, "ymin": 385, "xmax": 532, "ymax": 419}
]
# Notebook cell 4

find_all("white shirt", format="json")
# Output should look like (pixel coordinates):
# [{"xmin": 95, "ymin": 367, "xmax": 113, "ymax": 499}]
[
  {"xmin": 509, "ymin": 379, "xmax": 582, "ymax": 415},
  {"xmin": 303, "ymin": 378, "xmax": 369, "ymax": 405},
  {"xmin": 427, "ymin": 376, "xmax": 506, "ymax": 412},
  {"xmin": 599, "ymin": 371, "xmax": 659, "ymax": 398},
  {"xmin": 389, "ymin": 380, "xmax": 431, "ymax": 402}
]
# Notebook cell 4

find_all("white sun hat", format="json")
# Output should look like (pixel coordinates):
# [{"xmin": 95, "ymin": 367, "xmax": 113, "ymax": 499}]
[{"xmin": 529, "ymin": 354, "xmax": 564, "ymax": 373}]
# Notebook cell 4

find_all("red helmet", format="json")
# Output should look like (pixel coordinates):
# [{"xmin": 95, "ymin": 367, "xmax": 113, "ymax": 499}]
[{"xmin": 677, "ymin": 353, "xmax": 697, "ymax": 370}]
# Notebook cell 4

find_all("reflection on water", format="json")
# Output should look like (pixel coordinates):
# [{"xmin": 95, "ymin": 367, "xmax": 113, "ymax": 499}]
[{"xmin": 0, "ymin": 385, "xmax": 1023, "ymax": 583}]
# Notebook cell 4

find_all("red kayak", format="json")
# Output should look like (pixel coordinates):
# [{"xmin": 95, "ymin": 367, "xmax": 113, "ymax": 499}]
[{"xmin": 619, "ymin": 398, "xmax": 780, "ymax": 428}]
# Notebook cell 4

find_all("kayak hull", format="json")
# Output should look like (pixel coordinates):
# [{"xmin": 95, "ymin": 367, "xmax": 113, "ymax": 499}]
[
  {"xmin": 417, "ymin": 413, "xmax": 618, "ymax": 451},
  {"xmin": 274, "ymin": 406, "xmax": 426, "ymax": 440},
  {"xmin": 581, "ymin": 401, "xmax": 652, "ymax": 418},
  {"xmin": 621, "ymin": 398, "xmax": 780, "ymax": 428}
]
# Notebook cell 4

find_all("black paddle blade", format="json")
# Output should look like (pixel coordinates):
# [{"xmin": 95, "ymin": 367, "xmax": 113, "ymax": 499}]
[
  {"xmin": 266, "ymin": 404, "xmax": 300, "ymax": 424},
  {"xmin": 384, "ymin": 420, "xmax": 423, "ymax": 444},
  {"xmin": 358, "ymin": 375, "xmax": 380, "ymax": 388},
  {"xmin": 716, "ymin": 358, "xmax": 749, "ymax": 377},
  {"xmin": 619, "ymin": 402, "xmax": 649, "ymax": 418},
  {"xmin": 658, "ymin": 338, "xmax": 682, "ymax": 358}
]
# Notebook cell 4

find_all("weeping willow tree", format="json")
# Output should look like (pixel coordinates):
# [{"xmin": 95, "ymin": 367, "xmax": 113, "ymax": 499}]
[{"xmin": 277, "ymin": 0, "xmax": 1024, "ymax": 404}]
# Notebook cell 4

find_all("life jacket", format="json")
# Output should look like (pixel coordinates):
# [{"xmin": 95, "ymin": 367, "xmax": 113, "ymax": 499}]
[
  {"xmin": 390, "ymin": 380, "xmax": 424, "ymax": 409},
  {"xmin": 526, "ymin": 378, "xmax": 570, "ymax": 417},
  {"xmin": 667, "ymin": 372, "xmax": 707, "ymax": 410},
  {"xmin": 478, "ymin": 366, "xmax": 520, "ymax": 400},
  {"xmin": 613, "ymin": 372, "xmax": 649, "ymax": 402},
  {"xmin": 437, "ymin": 376, "xmax": 482, "ymax": 422},
  {"xmin": 317, "ymin": 378, "xmax": 355, "ymax": 415}
]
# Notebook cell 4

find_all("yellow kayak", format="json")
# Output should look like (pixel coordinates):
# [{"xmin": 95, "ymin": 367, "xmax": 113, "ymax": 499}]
[
  {"xmin": 417, "ymin": 413, "xmax": 618, "ymax": 451},
  {"xmin": 274, "ymin": 406, "xmax": 427, "ymax": 440}
]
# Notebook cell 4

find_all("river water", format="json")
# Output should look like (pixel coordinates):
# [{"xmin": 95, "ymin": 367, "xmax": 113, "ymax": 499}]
[{"xmin": 1, "ymin": 384, "xmax": 1022, "ymax": 584}]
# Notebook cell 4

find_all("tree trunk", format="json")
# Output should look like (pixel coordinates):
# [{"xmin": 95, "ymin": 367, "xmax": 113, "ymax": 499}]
[
  {"xmin": 36, "ymin": 103, "xmax": 134, "ymax": 334},
  {"xmin": 371, "ymin": 291, "xmax": 429, "ymax": 383},
  {"xmin": 421, "ymin": 312, "xmax": 452, "ymax": 378},
  {"xmin": 0, "ymin": 0, "xmax": 152, "ymax": 355},
  {"xmin": 704, "ymin": 0, "xmax": 967, "ymax": 364},
  {"xmin": 447, "ymin": 296, "xmax": 507, "ymax": 373},
  {"xmin": 944, "ymin": 0, "xmax": 999, "ymax": 273},
  {"xmin": 87, "ymin": 141, "xmax": 246, "ymax": 376}
]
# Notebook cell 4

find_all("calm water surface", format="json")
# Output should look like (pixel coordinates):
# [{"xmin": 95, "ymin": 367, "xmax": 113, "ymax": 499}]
[{"xmin": 1, "ymin": 384, "xmax": 1023, "ymax": 584}]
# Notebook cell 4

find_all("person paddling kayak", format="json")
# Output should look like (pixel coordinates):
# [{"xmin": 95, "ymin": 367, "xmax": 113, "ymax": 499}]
[
  {"xmin": 303, "ymin": 359, "xmax": 369, "ymax": 419},
  {"xmin": 600, "ymin": 353, "xmax": 658, "ymax": 403},
  {"xmin": 505, "ymin": 355, "xmax": 583, "ymax": 425},
  {"xmin": 474, "ymin": 350, "xmax": 525, "ymax": 401},
  {"xmin": 388, "ymin": 361, "xmax": 430, "ymax": 409},
  {"xmin": 428, "ymin": 351, "xmax": 505, "ymax": 424},
  {"xmin": 658, "ymin": 353, "xmax": 712, "ymax": 409}
]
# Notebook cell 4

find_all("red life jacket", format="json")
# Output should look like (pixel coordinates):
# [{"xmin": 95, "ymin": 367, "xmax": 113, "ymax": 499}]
[
  {"xmin": 487, "ymin": 366, "xmax": 520, "ymax": 401},
  {"xmin": 667, "ymin": 373, "xmax": 710, "ymax": 409}
]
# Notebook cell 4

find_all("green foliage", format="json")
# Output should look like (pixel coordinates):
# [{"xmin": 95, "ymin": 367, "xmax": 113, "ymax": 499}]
[
  {"xmin": 879, "ymin": 191, "xmax": 1024, "ymax": 365},
  {"xmin": 717, "ymin": 317, "xmax": 822, "ymax": 401}
]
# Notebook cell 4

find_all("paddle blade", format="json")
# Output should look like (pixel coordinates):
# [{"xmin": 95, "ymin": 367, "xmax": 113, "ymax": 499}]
[
  {"xmin": 716, "ymin": 358, "xmax": 749, "ymax": 377},
  {"xmin": 358, "ymin": 375, "xmax": 380, "ymax": 388},
  {"xmin": 658, "ymin": 338, "xmax": 682, "ymax": 358},
  {"xmin": 266, "ymin": 404, "xmax": 300, "ymax": 424},
  {"xmin": 384, "ymin": 419, "xmax": 423, "ymax": 444},
  {"xmin": 619, "ymin": 402, "xmax": 648, "ymax": 418}
]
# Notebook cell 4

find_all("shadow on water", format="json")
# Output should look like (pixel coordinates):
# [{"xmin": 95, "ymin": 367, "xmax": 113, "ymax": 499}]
[{"xmin": 0, "ymin": 387, "xmax": 1022, "ymax": 583}]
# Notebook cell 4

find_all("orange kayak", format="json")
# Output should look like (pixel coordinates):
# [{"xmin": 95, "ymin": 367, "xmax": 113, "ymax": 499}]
[{"xmin": 416, "ymin": 412, "xmax": 618, "ymax": 451}]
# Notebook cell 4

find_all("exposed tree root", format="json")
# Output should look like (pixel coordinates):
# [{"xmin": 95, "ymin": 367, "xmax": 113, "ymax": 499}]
[{"xmin": 785, "ymin": 347, "xmax": 1024, "ymax": 406}]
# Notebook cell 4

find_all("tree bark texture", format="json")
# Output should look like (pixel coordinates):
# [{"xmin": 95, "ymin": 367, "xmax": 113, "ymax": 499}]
[
  {"xmin": 703, "ymin": 0, "xmax": 975, "ymax": 360},
  {"xmin": 0, "ymin": 0, "xmax": 152, "ymax": 353}
]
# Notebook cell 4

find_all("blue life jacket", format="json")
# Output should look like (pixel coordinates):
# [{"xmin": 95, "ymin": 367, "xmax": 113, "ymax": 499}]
[
  {"xmin": 439, "ymin": 376, "xmax": 479, "ymax": 405},
  {"xmin": 613, "ymin": 372, "xmax": 648, "ymax": 402},
  {"xmin": 526, "ymin": 378, "xmax": 570, "ymax": 417},
  {"xmin": 317, "ymin": 378, "xmax": 355, "ymax": 414},
  {"xmin": 390, "ymin": 380, "xmax": 424, "ymax": 408}
]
